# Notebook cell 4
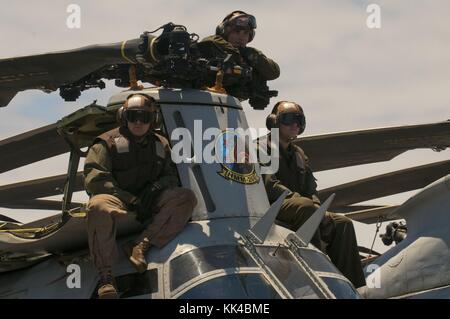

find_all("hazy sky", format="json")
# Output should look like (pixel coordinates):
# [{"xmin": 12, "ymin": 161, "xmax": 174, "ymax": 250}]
[{"xmin": 1, "ymin": 0, "xmax": 449, "ymax": 253}]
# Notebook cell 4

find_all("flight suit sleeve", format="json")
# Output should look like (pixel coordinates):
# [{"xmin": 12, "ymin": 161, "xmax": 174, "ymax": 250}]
[
  {"xmin": 198, "ymin": 36, "xmax": 280, "ymax": 80},
  {"xmin": 263, "ymin": 173, "xmax": 293, "ymax": 204},
  {"xmin": 84, "ymin": 141, "xmax": 138, "ymax": 205},
  {"xmin": 292, "ymin": 146, "xmax": 321, "ymax": 205},
  {"xmin": 257, "ymin": 136, "xmax": 291, "ymax": 203},
  {"xmin": 197, "ymin": 35, "xmax": 241, "ymax": 59},
  {"xmin": 155, "ymin": 142, "xmax": 180, "ymax": 190},
  {"xmin": 305, "ymin": 168, "xmax": 321, "ymax": 205},
  {"xmin": 307, "ymin": 169, "xmax": 321, "ymax": 205},
  {"xmin": 240, "ymin": 46, "xmax": 280, "ymax": 80}
]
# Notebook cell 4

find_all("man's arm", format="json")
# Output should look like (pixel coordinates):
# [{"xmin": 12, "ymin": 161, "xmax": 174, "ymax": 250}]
[
  {"xmin": 258, "ymin": 136, "xmax": 291, "ymax": 203},
  {"xmin": 133, "ymin": 138, "xmax": 180, "ymax": 223},
  {"xmin": 305, "ymin": 167, "xmax": 321, "ymax": 205},
  {"xmin": 240, "ymin": 47, "xmax": 280, "ymax": 80},
  {"xmin": 301, "ymin": 152, "xmax": 321, "ymax": 205},
  {"xmin": 84, "ymin": 141, "xmax": 138, "ymax": 205},
  {"xmin": 263, "ymin": 173, "xmax": 293, "ymax": 204},
  {"xmin": 198, "ymin": 36, "xmax": 280, "ymax": 80},
  {"xmin": 154, "ymin": 141, "xmax": 180, "ymax": 190}
]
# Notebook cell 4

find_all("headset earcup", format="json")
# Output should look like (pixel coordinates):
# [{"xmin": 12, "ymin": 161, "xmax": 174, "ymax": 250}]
[
  {"xmin": 299, "ymin": 117, "xmax": 306, "ymax": 135},
  {"xmin": 116, "ymin": 106, "xmax": 125, "ymax": 126},
  {"xmin": 248, "ymin": 29, "xmax": 255, "ymax": 42},
  {"xmin": 299, "ymin": 125, "xmax": 305, "ymax": 135},
  {"xmin": 215, "ymin": 23, "xmax": 225, "ymax": 37},
  {"xmin": 298, "ymin": 106, "xmax": 305, "ymax": 135},
  {"xmin": 154, "ymin": 111, "xmax": 162, "ymax": 128},
  {"xmin": 266, "ymin": 114, "xmax": 277, "ymax": 130}
]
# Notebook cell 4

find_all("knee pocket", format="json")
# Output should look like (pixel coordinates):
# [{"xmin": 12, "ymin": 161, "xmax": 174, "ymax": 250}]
[
  {"xmin": 87, "ymin": 198, "xmax": 106, "ymax": 214},
  {"xmin": 173, "ymin": 188, "xmax": 198, "ymax": 207},
  {"xmin": 294, "ymin": 198, "xmax": 316, "ymax": 216},
  {"xmin": 183, "ymin": 189, "xmax": 198, "ymax": 207},
  {"xmin": 87, "ymin": 195, "xmax": 122, "ymax": 216}
]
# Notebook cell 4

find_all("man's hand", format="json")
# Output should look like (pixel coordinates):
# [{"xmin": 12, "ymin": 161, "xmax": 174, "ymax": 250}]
[
  {"xmin": 239, "ymin": 47, "xmax": 261, "ymax": 67},
  {"xmin": 319, "ymin": 212, "xmax": 335, "ymax": 245},
  {"xmin": 135, "ymin": 182, "xmax": 164, "ymax": 223}
]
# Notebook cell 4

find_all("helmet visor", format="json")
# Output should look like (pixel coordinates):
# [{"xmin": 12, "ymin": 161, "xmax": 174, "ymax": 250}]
[
  {"xmin": 125, "ymin": 110, "xmax": 154, "ymax": 124},
  {"xmin": 278, "ymin": 112, "xmax": 305, "ymax": 127}
]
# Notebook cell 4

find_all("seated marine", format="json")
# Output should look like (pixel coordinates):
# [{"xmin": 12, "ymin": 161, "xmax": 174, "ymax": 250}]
[
  {"xmin": 260, "ymin": 100, "xmax": 366, "ymax": 288},
  {"xmin": 84, "ymin": 94, "xmax": 197, "ymax": 298}
]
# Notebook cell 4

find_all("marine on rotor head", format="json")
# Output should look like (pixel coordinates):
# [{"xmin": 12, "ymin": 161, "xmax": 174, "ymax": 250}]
[{"xmin": 142, "ymin": 22, "xmax": 277, "ymax": 110}]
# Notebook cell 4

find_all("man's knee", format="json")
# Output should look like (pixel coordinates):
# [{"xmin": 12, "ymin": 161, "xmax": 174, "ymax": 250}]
[
  {"xmin": 88, "ymin": 196, "xmax": 108, "ymax": 215},
  {"xmin": 278, "ymin": 195, "xmax": 317, "ymax": 230},
  {"xmin": 282, "ymin": 194, "xmax": 316, "ymax": 212},
  {"xmin": 175, "ymin": 188, "xmax": 197, "ymax": 207},
  {"xmin": 87, "ymin": 194, "xmax": 126, "ymax": 219},
  {"xmin": 160, "ymin": 188, "xmax": 197, "ymax": 210},
  {"xmin": 330, "ymin": 213, "xmax": 355, "ymax": 231}
]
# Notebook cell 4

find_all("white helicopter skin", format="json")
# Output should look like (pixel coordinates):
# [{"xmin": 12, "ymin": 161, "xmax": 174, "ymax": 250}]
[
  {"xmin": 360, "ymin": 174, "xmax": 450, "ymax": 299},
  {"xmin": 0, "ymin": 88, "xmax": 359, "ymax": 299}
]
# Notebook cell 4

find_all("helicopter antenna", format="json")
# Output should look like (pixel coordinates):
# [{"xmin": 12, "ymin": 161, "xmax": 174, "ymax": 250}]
[
  {"xmin": 291, "ymin": 194, "xmax": 335, "ymax": 246},
  {"xmin": 247, "ymin": 190, "xmax": 289, "ymax": 244}
]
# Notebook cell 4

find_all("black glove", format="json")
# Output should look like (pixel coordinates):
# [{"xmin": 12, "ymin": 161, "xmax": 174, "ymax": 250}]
[
  {"xmin": 239, "ymin": 47, "xmax": 260, "ymax": 67},
  {"xmin": 135, "ymin": 182, "xmax": 164, "ymax": 224}
]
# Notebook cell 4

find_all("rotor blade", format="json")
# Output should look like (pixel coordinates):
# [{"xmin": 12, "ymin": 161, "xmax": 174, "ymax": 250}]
[
  {"xmin": 0, "ymin": 89, "xmax": 17, "ymax": 108},
  {"xmin": 318, "ymin": 160, "xmax": 450, "ymax": 208},
  {"xmin": 0, "ymin": 200, "xmax": 83, "ymax": 211},
  {"xmin": 0, "ymin": 214, "xmax": 21, "ymax": 224},
  {"xmin": 344, "ymin": 206, "xmax": 400, "ymax": 224},
  {"xmin": 331, "ymin": 205, "xmax": 384, "ymax": 214},
  {"xmin": 358, "ymin": 246, "xmax": 381, "ymax": 256},
  {"xmin": 0, "ymin": 39, "xmax": 142, "ymax": 107},
  {"xmin": 248, "ymin": 190, "xmax": 289, "ymax": 243},
  {"xmin": 0, "ymin": 123, "xmax": 69, "ymax": 173},
  {"xmin": 0, "ymin": 172, "xmax": 84, "ymax": 202},
  {"xmin": 295, "ymin": 121, "xmax": 450, "ymax": 171}
]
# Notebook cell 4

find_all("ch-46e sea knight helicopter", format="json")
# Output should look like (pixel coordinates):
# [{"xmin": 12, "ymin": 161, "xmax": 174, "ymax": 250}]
[{"xmin": 0, "ymin": 23, "xmax": 449, "ymax": 299}]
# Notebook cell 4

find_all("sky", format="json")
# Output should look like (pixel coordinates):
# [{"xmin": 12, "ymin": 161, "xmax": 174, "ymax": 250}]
[{"xmin": 0, "ymin": 0, "xmax": 449, "ymax": 253}]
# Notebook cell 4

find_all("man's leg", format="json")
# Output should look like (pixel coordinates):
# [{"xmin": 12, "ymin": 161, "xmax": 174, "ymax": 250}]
[
  {"xmin": 276, "ymin": 193, "xmax": 323, "ymax": 249},
  {"xmin": 277, "ymin": 193, "xmax": 317, "ymax": 229},
  {"xmin": 129, "ymin": 187, "xmax": 197, "ymax": 272},
  {"xmin": 277, "ymin": 194, "xmax": 365, "ymax": 287},
  {"xmin": 86, "ymin": 194, "xmax": 129, "ymax": 298},
  {"xmin": 325, "ymin": 213, "xmax": 366, "ymax": 288}
]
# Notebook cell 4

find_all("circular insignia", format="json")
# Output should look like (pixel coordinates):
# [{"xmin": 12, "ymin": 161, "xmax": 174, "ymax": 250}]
[{"xmin": 215, "ymin": 130, "xmax": 260, "ymax": 184}]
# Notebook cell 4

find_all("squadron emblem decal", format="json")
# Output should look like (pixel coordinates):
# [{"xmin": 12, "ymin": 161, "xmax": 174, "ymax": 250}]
[{"xmin": 215, "ymin": 130, "xmax": 260, "ymax": 184}]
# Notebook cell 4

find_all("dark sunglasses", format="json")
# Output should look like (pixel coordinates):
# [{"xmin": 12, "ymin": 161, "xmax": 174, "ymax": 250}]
[
  {"xmin": 125, "ymin": 110, "xmax": 154, "ymax": 124},
  {"xmin": 278, "ymin": 112, "xmax": 305, "ymax": 127}
]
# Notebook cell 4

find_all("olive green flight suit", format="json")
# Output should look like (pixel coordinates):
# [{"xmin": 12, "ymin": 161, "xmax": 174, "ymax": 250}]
[
  {"xmin": 84, "ymin": 127, "xmax": 197, "ymax": 271},
  {"xmin": 197, "ymin": 35, "xmax": 280, "ymax": 100},
  {"xmin": 199, "ymin": 35, "xmax": 280, "ymax": 80},
  {"xmin": 264, "ymin": 142, "xmax": 366, "ymax": 288}
]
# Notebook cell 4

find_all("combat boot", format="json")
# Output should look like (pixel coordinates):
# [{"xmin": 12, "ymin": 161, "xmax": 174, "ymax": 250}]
[
  {"xmin": 97, "ymin": 268, "xmax": 118, "ymax": 299},
  {"xmin": 129, "ymin": 238, "xmax": 150, "ymax": 273}
]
